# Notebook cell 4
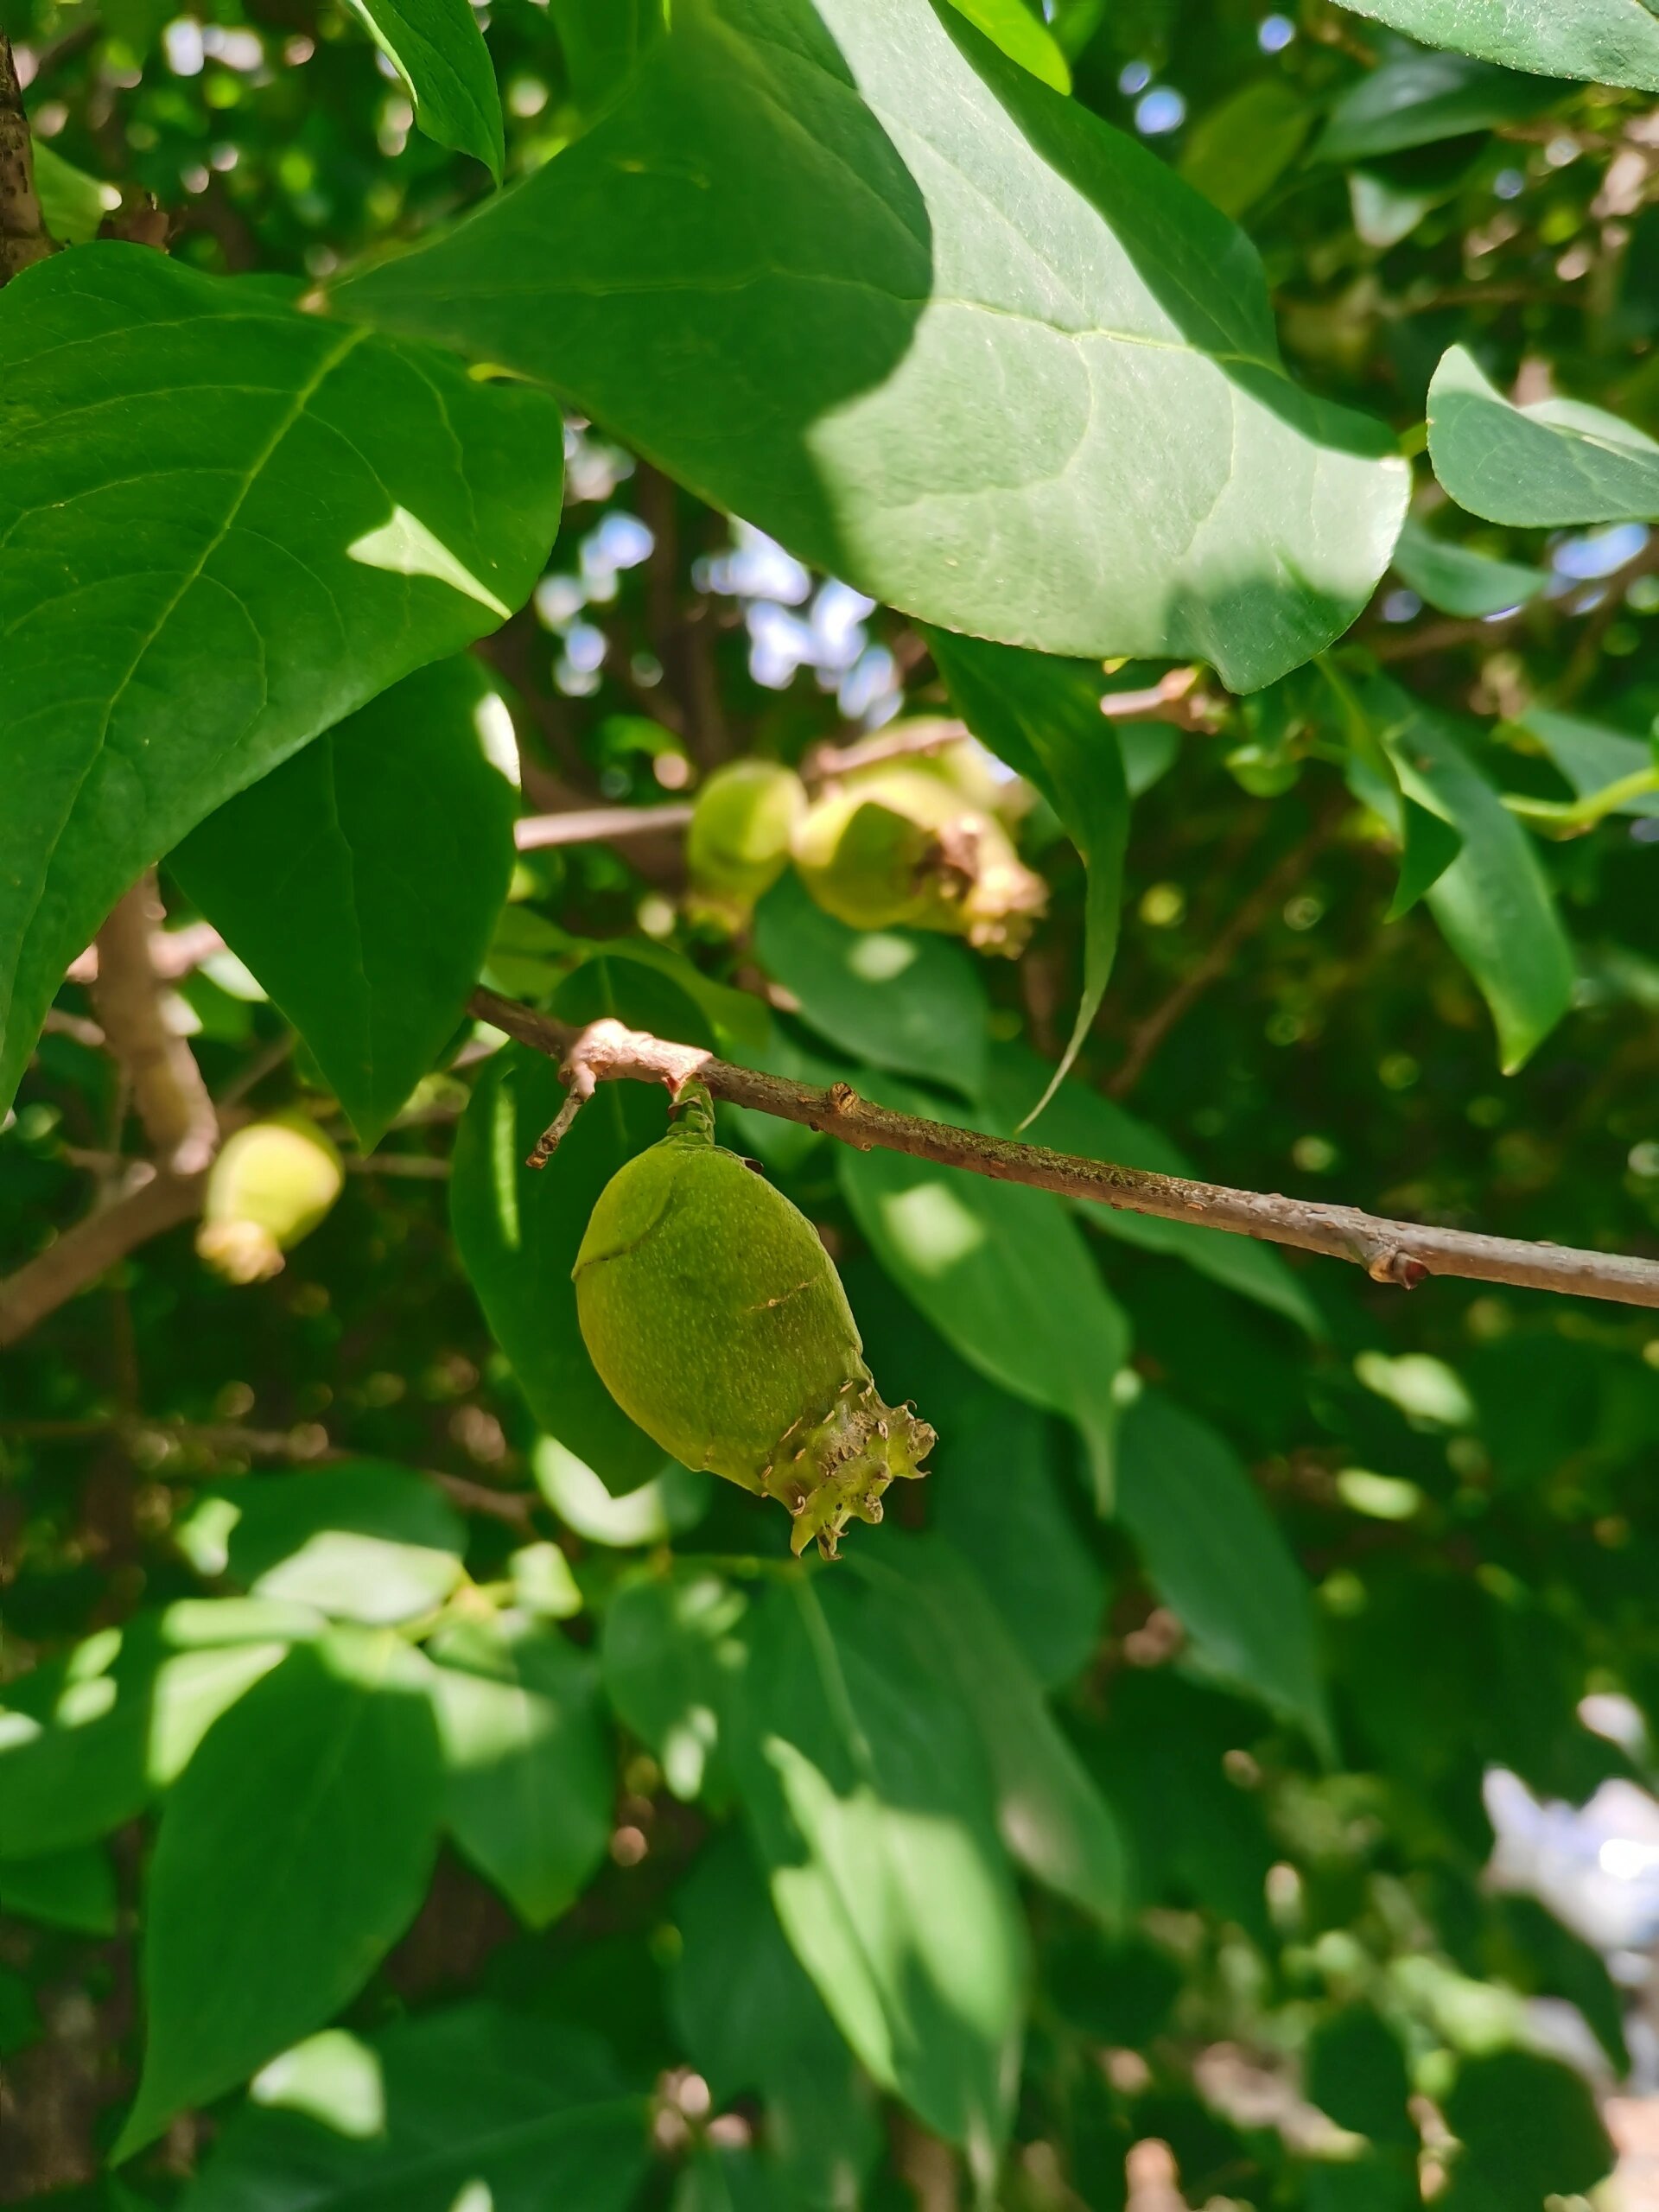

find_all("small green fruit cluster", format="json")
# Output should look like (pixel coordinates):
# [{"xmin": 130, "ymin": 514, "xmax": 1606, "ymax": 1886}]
[
  {"xmin": 574, "ymin": 1086, "xmax": 931, "ymax": 1558},
  {"xmin": 196, "ymin": 1112, "xmax": 343, "ymax": 1284},
  {"xmin": 686, "ymin": 759, "xmax": 808, "ymax": 928},
  {"xmin": 685, "ymin": 734, "xmax": 1045, "ymax": 956}
]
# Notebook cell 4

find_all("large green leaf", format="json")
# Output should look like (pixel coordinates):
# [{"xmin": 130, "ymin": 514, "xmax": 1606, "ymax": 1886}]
[
  {"xmin": 172, "ymin": 660, "xmax": 517, "ymax": 1147},
  {"xmin": 0, "ymin": 245, "xmax": 561, "ymax": 1117},
  {"xmin": 1117, "ymin": 1390, "xmax": 1332, "ymax": 1756},
  {"xmin": 753, "ymin": 874, "xmax": 988, "ymax": 1097},
  {"xmin": 343, "ymin": 0, "xmax": 505, "ymax": 178},
  {"xmin": 176, "ymin": 1463, "xmax": 467, "ymax": 1626},
  {"xmin": 983, "ymin": 1045, "xmax": 1322, "ymax": 1332},
  {"xmin": 427, "ymin": 1616, "xmax": 612, "ymax": 1929},
  {"xmin": 116, "ymin": 1630, "xmax": 443, "ymax": 2158},
  {"xmin": 180, "ymin": 2004, "xmax": 648, "ymax": 2212},
  {"xmin": 1428, "ymin": 345, "xmax": 1659, "ymax": 524},
  {"xmin": 724, "ymin": 1578, "xmax": 1027, "ymax": 2174},
  {"xmin": 1360, "ymin": 674, "xmax": 1574, "ymax": 1071},
  {"xmin": 927, "ymin": 633, "xmax": 1128, "ymax": 1115},
  {"xmin": 1314, "ymin": 51, "xmax": 1561, "ymax": 163},
  {"xmin": 851, "ymin": 1538, "xmax": 1126, "ymax": 1925},
  {"xmin": 1332, "ymin": 0, "xmax": 1659, "ymax": 92},
  {"xmin": 333, "ymin": 0, "xmax": 1408, "ymax": 692},
  {"xmin": 0, "ymin": 1609, "xmax": 297, "ymax": 1860},
  {"xmin": 451, "ymin": 958, "xmax": 711, "ymax": 1490},
  {"xmin": 671, "ymin": 1826, "xmax": 883, "ymax": 2207},
  {"xmin": 837, "ymin": 1075, "xmax": 1129, "ymax": 1505}
]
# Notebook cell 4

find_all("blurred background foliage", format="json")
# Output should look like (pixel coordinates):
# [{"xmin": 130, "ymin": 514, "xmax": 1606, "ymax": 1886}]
[{"xmin": 5, "ymin": 0, "xmax": 1659, "ymax": 2206}]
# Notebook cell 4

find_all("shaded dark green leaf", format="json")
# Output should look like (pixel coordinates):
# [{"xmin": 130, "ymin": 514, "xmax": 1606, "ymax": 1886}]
[
  {"xmin": 1117, "ymin": 1390, "xmax": 1332, "ymax": 1753},
  {"xmin": 172, "ymin": 660, "xmax": 518, "ymax": 1148},
  {"xmin": 344, "ymin": 0, "xmax": 504, "ymax": 177}
]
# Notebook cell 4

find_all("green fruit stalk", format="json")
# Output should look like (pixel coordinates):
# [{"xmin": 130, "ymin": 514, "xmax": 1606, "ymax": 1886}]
[
  {"xmin": 196, "ymin": 1112, "xmax": 344, "ymax": 1284},
  {"xmin": 574, "ymin": 1086, "xmax": 931, "ymax": 1557},
  {"xmin": 793, "ymin": 760, "xmax": 1046, "ymax": 955},
  {"xmin": 686, "ymin": 759, "xmax": 807, "ymax": 929}
]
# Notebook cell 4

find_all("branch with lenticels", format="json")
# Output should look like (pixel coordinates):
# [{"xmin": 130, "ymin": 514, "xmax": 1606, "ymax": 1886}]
[{"xmin": 471, "ymin": 988, "xmax": 1659, "ymax": 1312}]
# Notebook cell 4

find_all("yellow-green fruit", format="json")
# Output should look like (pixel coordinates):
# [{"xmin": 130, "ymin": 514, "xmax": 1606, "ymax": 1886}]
[
  {"xmin": 793, "ymin": 764, "xmax": 1046, "ymax": 955},
  {"xmin": 196, "ymin": 1113, "xmax": 344, "ymax": 1285},
  {"xmin": 573, "ymin": 1089, "xmax": 931, "ymax": 1558},
  {"xmin": 686, "ymin": 760, "xmax": 807, "ymax": 927}
]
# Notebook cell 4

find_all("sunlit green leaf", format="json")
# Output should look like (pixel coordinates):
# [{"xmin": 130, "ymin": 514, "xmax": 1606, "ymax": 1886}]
[
  {"xmin": 180, "ymin": 1463, "xmax": 467, "ymax": 1626},
  {"xmin": 852, "ymin": 1538, "xmax": 1127, "ymax": 1924},
  {"xmin": 1332, "ymin": 0, "xmax": 1659, "ymax": 92},
  {"xmin": 333, "ymin": 0, "xmax": 1408, "ymax": 692},
  {"xmin": 116, "ymin": 1630, "xmax": 443, "ymax": 2158},
  {"xmin": 0, "ymin": 246, "xmax": 561, "ymax": 1117},
  {"xmin": 725, "ymin": 1578, "xmax": 1026, "ymax": 2175},
  {"xmin": 1429, "ymin": 344, "xmax": 1659, "ymax": 524}
]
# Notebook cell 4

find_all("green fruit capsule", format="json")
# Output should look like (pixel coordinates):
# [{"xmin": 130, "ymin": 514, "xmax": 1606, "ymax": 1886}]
[
  {"xmin": 196, "ymin": 1112, "xmax": 344, "ymax": 1284},
  {"xmin": 686, "ymin": 759, "xmax": 807, "ymax": 928},
  {"xmin": 573, "ymin": 1087, "xmax": 931, "ymax": 1558}
]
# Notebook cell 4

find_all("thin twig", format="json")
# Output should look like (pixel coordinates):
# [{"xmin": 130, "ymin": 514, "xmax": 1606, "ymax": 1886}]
[
  {"xmin": 1107, "ymin": 802, "xmax": 1344, "ymax": 1100},
  {"xmin": 471, "ymin": 990, "xmax": 1659, "ymax": 1310},
  {"xmin": 514, "ymin": 802, "xmax": 694, "ymax": 851}
]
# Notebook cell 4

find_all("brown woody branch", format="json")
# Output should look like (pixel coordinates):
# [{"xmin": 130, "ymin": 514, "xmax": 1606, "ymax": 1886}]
[
  {"xmin": 472, "ymin": 989, "xmax": 1659, "ymax": 1311},
  {"xmin": 0, "ymin": 32, "xmax": 54, "ymax": 287},
  {"xmin": 0, "ymin": 1163, "xmax": 207, "ymax": 1348},
  {"xmin": 91, "ymin": 872, "xmax": 219, "ymax": 1175}
]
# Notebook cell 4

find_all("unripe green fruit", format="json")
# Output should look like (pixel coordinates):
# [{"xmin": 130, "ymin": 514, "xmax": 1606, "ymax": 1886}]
[
  {"xmin": 793, "ymin": 764, "xmax": 1046, "ymax": 956},
  {"xmin": 196, "ymin": 1112, "xmax": 344, "ymax": 1285},
  {"xmin": 686, "ymin": 760, "xmax": 807, "ymax": 928},
  {"xmin": 574, "ymin": 1089, "xmax": 931, "ymax": 1558}
]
